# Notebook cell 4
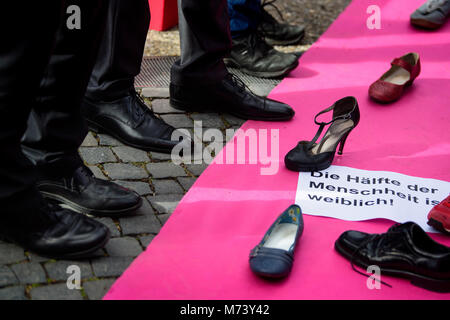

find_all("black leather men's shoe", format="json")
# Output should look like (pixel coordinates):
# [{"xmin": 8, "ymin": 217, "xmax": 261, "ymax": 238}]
[
  {"xmin": 170, "ymin": 74, "xmax": 295, "ymax": 121},
  {"xmin": 335, "ymin": 222, "xmax": 450, "ymax": 293},
  {"xmin": 0, "ymin": 205, "xmax": 110, "ymax": 259},
  {"xmin": 224, "ymin": 32, "xmax": 299, "ymax": 78},
  {"xmin": 37, "ymin": 165, "xmax": 142, "ymax": 217},
  {"xmin": 258, "ymin": 2, "xmax": 305, "ymax": 46},
  {"xmin": 81, "ymin": 89, "xmax": 181, "ymax": 153}
]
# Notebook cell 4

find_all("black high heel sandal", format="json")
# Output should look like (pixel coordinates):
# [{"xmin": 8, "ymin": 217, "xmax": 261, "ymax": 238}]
[{"xmin": 284, "ymin": 96, "xmax": 360, "ymax": 172}]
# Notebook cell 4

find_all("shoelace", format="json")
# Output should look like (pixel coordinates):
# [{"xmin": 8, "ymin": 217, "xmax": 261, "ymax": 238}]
[
  {"xmin": 129, "ymin": 89, "xmax": 174, "ymax": 137},
  {"xmin": 348, "ymin": 224, "xmax": 404, "ymax": 289},
  {"xmin": 130, "ymin": 89, "xmax": 147, "ymax": 125},
  {"xmin": 261, "ymin": 0, "xmax": 285, "ymax": 22},
  {"xmin": 244, "ymin": 30, "xmax": 273, "ymax": 56},
  {"xmin": 225, "ymin": 73, "xmax": 267, "ymax": 109},
  {"xmin": 349, "ymin": 234, "xmax": 392, "ymax": 288}
]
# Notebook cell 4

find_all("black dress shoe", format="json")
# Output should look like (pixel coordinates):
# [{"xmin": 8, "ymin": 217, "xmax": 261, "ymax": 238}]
[
  {"xmin": 224, "ymin": 32, "xmax": 299, "ymax": 78},
  {"xmin": 170, "ymin": 74, "xmax": 295, "ymax": 121},
  {"xmin": 285, "ymin": 96, "xmax": 360, "ymax": 172},
  {"xmin": 37, "ymin": 165, "xmax": 142, "ymax": 217},
  {"xmin": 335, "ymin": 222, "xmax": 450, "ymax": 293},
  {"xmin": 258, "ymin": 2, "xmax": 305, "ymax": 46},
  {"xmin": 81, "ymin": 89, "xmax": 180, "ymax": 153},
  {"xmin": 0, "ymin": 205, "xmax": 110, "ymax": 259}
]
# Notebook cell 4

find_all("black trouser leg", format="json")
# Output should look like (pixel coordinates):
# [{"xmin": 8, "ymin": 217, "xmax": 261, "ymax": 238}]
[
  {"xmin": 84, "ymin": 0, "xmax": 150, "ymax": 101},
  {"xmin": 170, "ymin": 0, "xmax": 232, "ymax": 85},
  {"xmin": 21, "ymin": 1, "xmax": 108, "ymax": 180},
  {"xmin": 0, "ymin": 2, "xmax": 64, "ymax": 218}
]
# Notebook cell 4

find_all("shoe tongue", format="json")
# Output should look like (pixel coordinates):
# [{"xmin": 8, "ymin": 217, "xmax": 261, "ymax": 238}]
[{"xmin": 388, "ymin": 222, "xmax": 418, "ymax": 234}]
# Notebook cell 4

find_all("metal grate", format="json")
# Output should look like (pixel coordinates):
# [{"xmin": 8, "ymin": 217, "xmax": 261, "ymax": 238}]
[{"xmin": 135, "ymin": 56, "xmax": 282, "ymax": 89}]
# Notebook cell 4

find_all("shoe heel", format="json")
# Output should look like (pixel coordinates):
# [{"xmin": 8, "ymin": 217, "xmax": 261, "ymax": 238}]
[
  {"xmin": 338, "ymin": 131, "xmax": 351, "ymax": 155},
  {"xmin": 86, "ymin": 119, "xmax": 102, "ymax": 133}
]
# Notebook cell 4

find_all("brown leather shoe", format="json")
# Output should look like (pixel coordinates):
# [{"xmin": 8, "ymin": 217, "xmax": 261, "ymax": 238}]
[{"xmin": 369, "ymin": 53, "xmax": 421, "ymax": 103}]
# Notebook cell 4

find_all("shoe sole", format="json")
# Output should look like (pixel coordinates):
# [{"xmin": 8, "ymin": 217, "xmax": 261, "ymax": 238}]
[
  {"xmin": 0, "ymin": 229, "xmax": 110, "ymax": 260},
  {"xmin": 170, "ymin": 98, "xmax": 294, "ymax": 122},
  {"xmin": 40, "ymin": 191, "xmax": 143, "ymax": 218},
  {"xmin": 334, "ymin": 240, "xmax": 450, "ymax": 293},
  {"xmin": 284, "ymin": 154, "xmax": 334, "ymax": 172},
  {"xmin": 223, "ymin": 58, "xmax": 299, "ymax": 79},
  {"xmin": 284, "ymin": 161, "xmax": 333, "ymax": 172},
  {"xmin": 264, "ymin": 33, "xmax": 305, "ymax": 46},
  {"xmin": 410, "ymin": 18, "xmax": 442, "ymax": 30},
  {"xmin": 428, "ymin": 218, "xmax": 450, "ymax": 235},
  {"xmin": 86, "ymin": 119, "xmax": 175, "ymax": 154}
]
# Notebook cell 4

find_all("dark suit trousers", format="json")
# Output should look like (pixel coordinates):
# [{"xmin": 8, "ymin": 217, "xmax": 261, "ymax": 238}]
[{"xmin": 0, "ymin": 1, "xmax": 107, "ymax": 217}]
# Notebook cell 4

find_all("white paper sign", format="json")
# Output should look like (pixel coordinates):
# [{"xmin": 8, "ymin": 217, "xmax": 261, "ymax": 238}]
[{"xmin": 295, "ymin": 166, "xmax": 450, "ymax": 232}]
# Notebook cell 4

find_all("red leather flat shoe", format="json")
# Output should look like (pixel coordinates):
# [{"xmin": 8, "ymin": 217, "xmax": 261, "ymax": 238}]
[
  {"xmin": 369, "ymin": 53, "xmax": 421, "ymax": 103},
  {"xmin": 428, "ymin": 195, "xmax": 450, "ymax": 235}
]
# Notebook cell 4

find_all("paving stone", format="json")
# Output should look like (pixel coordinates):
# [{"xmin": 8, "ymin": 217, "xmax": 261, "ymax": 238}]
[
  {"xmin": 149, "ymin": 152, "xmax": 173, "ymax": 161},
  {"xmin": 79, "ymin": 147, "xmax": 116, "ymax": 164},
  {"xmin": 119, "ymin": 200, "xmax": 161, "ymax": 235},
  {"xmin": 91, "ymin": 257, "xmax": 134, "ymax": 278},
  {"xmin": 153, "ymin": 179, "xmax": 184, "ymax": 195},
  {"xmin": 0, "ymin": 266, "xmax": 18, "ymax": 288},
  {"xmin": 141, "ymin": 87, "xmax": 170, "ymax": 98},
  {"xmin": 191, "ymin": 113, "xmax": 226, "ymax": 128},
  {"xmin": 151, "ymin": 98, "xmax": 181, "ymax": 113},
  {"xmin": 98, "ymin": 134, "xmax": 123, "ymax": 146},
  {"xmin": 105, "ymin": 237, "xmax": 143, "ymax": 257},
  {"xmin": 45, "ymin": 260, "xmax": 93, "ymax": 282},
  {"xmin": 222, "ymin": 114, "xmax": 245, "ymax": 127},
  {"xmin": 115, "ymin": 180, "xmax": 152, "ymax": 196},
  {"xmin": 119, "ymin": 212, "xmax": 161, "ymax": 235},
  {"xmin": 160, "ymin": 114, "xmax": 193, "ymax": 128},
  {"xmin": 157, "ymin": 213, "xmax": 172, "ymax": 226},
  {"xmin": 11, "ymin": 262, "xmax": 47, "ymax": 284},
  {"xmin": 248, "ymin": 83, "xmax": 276, "ymax": 97},
  {"xmin": 225, "ymin": 127, "xmax": 239, "ymax": 142},
  {"xmin": 146, "ymin": 162, "xmax": 187, "ymax": 178},
  {"xmin": 0, "ymin": 243, "xmax": 26, "ymax": 264},
  {"xmin": 0, "ymin": 286, "xmax": 27, "ymax": 300},
  {"xmin": 138, "ymin": 235, "xmax": 155, "ymax": 249},
  {"xmin": 94, "ymin": 217, "xmax": 121, "ymax": 237},
  {"xmin": 83, "ymin": 279, "xmax": 115, "ymax": 300},
  {"xmin": 112, "ymin": 146, "xmax": 150, "ymax": 162},
  {"xmin": 87, "ymin": 165, "xmax": 108, "ymax": 180},
  {"xmin": 186, "ymin": 163, "xmax": 209, "ymax": 176},
  {"xmin": 81, "ymin": 132, "xmax": 98, "ymax": 147},
  {"xmin": 147, "ymin": 194, "xmax": 183, "ymax": 214},
  {"xmin": 177, "ymin": 177, "xmax": 197, "ymax": 191},
  {"xmin": 103, "ymin": 163, "xmax": 148, "ymax": 180},
  {"xmin": 27, "ymin": 253, "xmax": 51, "ymax": 263},
  {"xmin": 30, "ymin": 283, "xmax": 83, "ymax": 300}
]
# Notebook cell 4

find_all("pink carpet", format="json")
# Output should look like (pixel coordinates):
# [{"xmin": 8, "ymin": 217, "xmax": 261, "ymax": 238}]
[{"xmin": 105, "ymin": 0, "xmax": 450, "ymax": 299}]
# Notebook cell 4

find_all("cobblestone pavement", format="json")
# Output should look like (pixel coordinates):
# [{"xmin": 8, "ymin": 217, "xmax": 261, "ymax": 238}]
[
  {"xmin": 0, "ymin": 0, "xmax": 350, "ymax": 300},
  {"xmin": 145, "ymin": 0, "xmax": 351, "ymax": 56}
]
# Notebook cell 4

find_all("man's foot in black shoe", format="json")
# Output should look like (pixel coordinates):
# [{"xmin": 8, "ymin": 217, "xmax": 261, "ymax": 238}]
[
  {"xmin": 224, "ymin": 31, "xmax": 299, "ymax": 78},
  {"xmin": 37, "ymin": 165, "xmax": 142, "ymax": 217},
  {"xmin": 170, "ymin": 73, "xmax": 295, "ymax": 121},
  {"xmin": 258, "ymin": 1, "xmax": 305, "ymax": 46},
  {"xmin": 81, "ymin": 89, "xmax": 181, "ymax": 154},
  {"xmin": 0, "ymin": 204, "xmax": 110, "ymax": 260}
]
